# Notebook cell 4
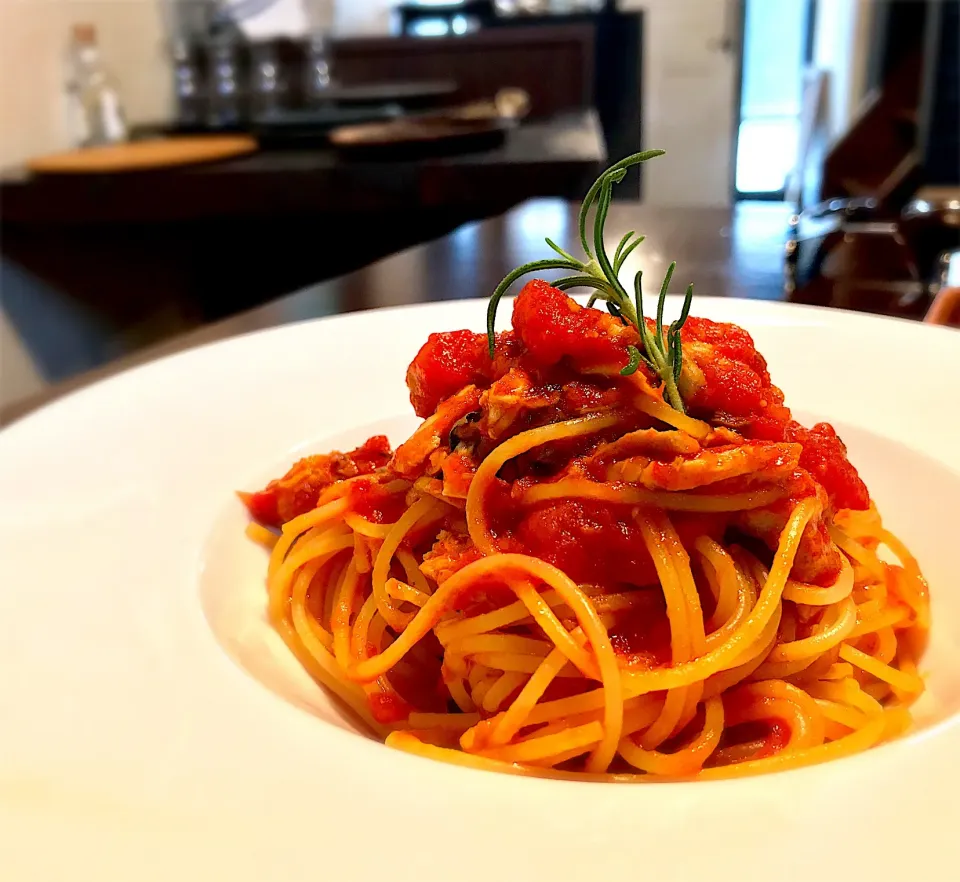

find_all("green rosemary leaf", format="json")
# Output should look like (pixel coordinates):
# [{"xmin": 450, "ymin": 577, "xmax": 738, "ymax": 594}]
[
  {"xmin": 487, "ymin": 258, "xmax": 581, "ymax": 357},
  {"xmin": 553, "ymin": 275, "xmax": 614, "ymax": 294},
  {"xmin": 545, "ymin": 237, "xmax": 580, "ymax": 264},
  {"xmin": 620, "ymin": 345, "xmax": 642, "ymax": 376},
  {"xmin": 677, "ymin": 283, "xmax": 694, "ymax": 329},
  {"xmin": 592, "ymin": 174, "xmax": 631, "ymax": 306},
  {"xmin": 613, "ymin": 231, "xmax": 635, "ymax": 269},
  {"xmin": 633, "ymin": 270, "xmax": 644, "ymax": 325},
  {"xmin": 655, "ymin": 261, "xmax": 676, "ymax": 348},
  {"xmin": 577, "ymin": 150, "xmax": 666, "ymax": 257},
  {"xmin": 667, "ymin": 323, "xmax": 682, "ymax": 383},
  {"xmin": 487, "ymin": 150, "xmax": 693, "ymax": 414},
  {"xmin": 606, "ymin": 301, "xmax": 628, "ymax": 326},
  {"xmin": 614, "ymin": 234, "xmax": 645, "ymax": 275}
]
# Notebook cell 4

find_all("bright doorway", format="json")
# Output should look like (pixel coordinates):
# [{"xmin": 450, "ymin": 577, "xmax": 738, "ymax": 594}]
[{"xmin": 734, "ymin": 0, "xmax": 816, "ymax": 199}]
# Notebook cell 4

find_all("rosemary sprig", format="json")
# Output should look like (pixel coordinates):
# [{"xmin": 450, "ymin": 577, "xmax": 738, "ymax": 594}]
[{"xmin": 486, "ymin": 151, "xmax": 695, "ymax": 413}]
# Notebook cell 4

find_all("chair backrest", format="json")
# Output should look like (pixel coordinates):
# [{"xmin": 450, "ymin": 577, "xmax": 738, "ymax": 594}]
[
  {"xmin": 924, "ymin": 248, "xmax": 960, "ymax": 326},
  {"xmin": 786, "ymin": 68, "xmax": 831, "ymax": 212}
]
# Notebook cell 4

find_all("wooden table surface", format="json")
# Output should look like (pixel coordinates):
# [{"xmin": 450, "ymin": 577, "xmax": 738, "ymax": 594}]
[
  {"xmin": 1, "ymin": 198, "xmax": 794, "ymax": 426},
  {"xmin": 0, "ymin": 112, "xmax": 605, "ymax": 225}
]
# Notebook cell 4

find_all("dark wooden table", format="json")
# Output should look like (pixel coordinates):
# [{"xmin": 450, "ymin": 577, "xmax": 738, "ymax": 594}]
[
  {"xmin": 0, "ymin": 111, "xmax": 605, "ymax": 387},
  {"xmin": 1, "ymin": 198, "xmax": 794, "ymax": 426}
]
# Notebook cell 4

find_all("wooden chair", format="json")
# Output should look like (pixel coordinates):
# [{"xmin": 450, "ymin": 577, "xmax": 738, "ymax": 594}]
[
  {"xmin": 924, "ymin": 247, "xmax": 960, "ymax": 326},
  {"xmin": 926, "ymin": 287, "xmax": 960, "ymax": 326}
]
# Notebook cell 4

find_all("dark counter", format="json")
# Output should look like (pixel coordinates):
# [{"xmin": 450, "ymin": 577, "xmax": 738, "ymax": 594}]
[
  {"xmin": 0, "ymin": 111, "xmax": 605, "ymax": 386},
  {"xmin": 2, "ymin": 198, "xmax": 794, "ymax": 426}
]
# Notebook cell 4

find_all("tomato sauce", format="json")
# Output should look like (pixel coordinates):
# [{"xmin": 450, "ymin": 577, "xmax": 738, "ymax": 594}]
[
  {"xmin": 347, "ymin": 480, "xmax": 408, "ymax": 524},
  {"xmin": 787, "ymin": 422, "xmax": 870, "ymax": 510},
  {"xmin": 487, "ymin": 485, "xmax": 730, "ymax": 591},
  {"xmin": 406, "ymin": 329, "xmax": 492, "ymax": 417},
  {"xmin": 517, "ymin": 499, "xmax": 660, "ymax": 586},
  {"xmin": 609, "ymin": 589, "xmax": 672, "ymax": 668},
  {"xmin": 682, "ymin": 316, "xmax": 771, "ymax": 379},
  {"xmin": 512, "ymin": 279, "xmax": 641, "ymax": 370},
  {"xmin": 240, "ymin": 435, "xmax": 392, "ymax": 527},
  {"xmin": 719, "ymin": 719, "xmax": 791, "ymax": 760},
  {"xmin": 367, "ymin": 692, "xmax": 412, "ymax": 725},
  {"xmin": 755, "ymin": 720, "xmax": 791, "ymax": 758}
]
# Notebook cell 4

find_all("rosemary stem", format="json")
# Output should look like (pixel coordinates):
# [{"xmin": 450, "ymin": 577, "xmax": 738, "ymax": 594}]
[
  {"xmin": 663, "ymin": 376, "xmax": 685, "ymax": 413},
  {"xmin": 487, "ymin": 151, "xmax": 692, "ymax": 413}
]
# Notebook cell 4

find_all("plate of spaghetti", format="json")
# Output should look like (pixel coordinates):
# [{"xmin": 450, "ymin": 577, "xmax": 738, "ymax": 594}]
[{"xmin": 2, "ymin": 154, "xmax": 960, "ymax": 881}]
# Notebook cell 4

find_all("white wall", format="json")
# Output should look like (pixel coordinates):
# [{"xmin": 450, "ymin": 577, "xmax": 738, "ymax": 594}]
[
  {"xmin": 333, "ymin": 0, "xmax": 393, "ymax": 34},
  {"xmin": 622, "ymin": 0, "xmax": 738, "ymax": 206}
]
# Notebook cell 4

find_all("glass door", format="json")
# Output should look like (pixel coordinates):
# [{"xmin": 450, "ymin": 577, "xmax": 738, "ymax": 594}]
[{"xmin": 734, "ymin": 0, "xmax": 816, "ymax": 199}]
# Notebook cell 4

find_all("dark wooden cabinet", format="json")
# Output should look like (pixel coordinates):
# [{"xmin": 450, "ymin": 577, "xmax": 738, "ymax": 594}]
[
  {"xmin": 333, "ymin": 26, "xmax": 595, "ymax": 120},
  {"xmin": 331, "ymin": 11, "xmax": 644, "ymax": 195}
]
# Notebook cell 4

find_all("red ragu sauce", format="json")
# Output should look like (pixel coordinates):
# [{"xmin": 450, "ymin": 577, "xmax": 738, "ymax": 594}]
[
  {"xmin": 367, "ymin": 691, "xmax": 412, "ymax": 725},
  {"xmin": 241, "ymin": 436, "xmax": 392, "ymax": 528},
  {"xmin": 348, "ymin": 479, "xmax": 408, "ymax": 525},
  {"xmin": 243, "ymin": 280, "xmax": 869, "ymax": 592}
]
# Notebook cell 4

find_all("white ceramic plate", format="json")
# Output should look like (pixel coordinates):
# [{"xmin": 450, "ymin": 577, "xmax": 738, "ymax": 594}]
[{"xmin": 2, "ymin": 298, "xmax": 959, "ymax": 882}]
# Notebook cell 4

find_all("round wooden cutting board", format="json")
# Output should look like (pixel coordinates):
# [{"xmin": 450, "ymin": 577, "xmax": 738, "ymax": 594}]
[{"xmin": 27, "ymin": 136, "xmax": 258, "ymax": 174}]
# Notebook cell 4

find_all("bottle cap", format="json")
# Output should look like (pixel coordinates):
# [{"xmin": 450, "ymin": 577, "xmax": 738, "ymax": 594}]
[{"xmin": 72, "ymin": 23, "xmax": 97, "ymax": 45}]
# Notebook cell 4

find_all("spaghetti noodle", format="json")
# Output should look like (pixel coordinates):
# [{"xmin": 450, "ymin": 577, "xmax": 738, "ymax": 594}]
[{"xmin": 239, "ymin": 156, "xmax": 929, "ymax": 780}]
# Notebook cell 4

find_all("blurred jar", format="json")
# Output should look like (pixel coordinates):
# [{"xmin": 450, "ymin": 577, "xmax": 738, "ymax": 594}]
[
  {"xmin": 171, "ymin": 37, "xmax": 203, "ymax": 126},
  {"xmin": 303, "ymin": 31, "xmax": 334, "ymax": 104},
  {"xmin": 163, "ymin": 0, "xmax": 209, "ymax": 126},
  {"xmin": 206, "ymin": 30, "xmax": 242, "ymax": 128},
  {"xmin": 65, "ymin": 23, "xmax": 128, "ymax": 147},
  {"xmin": 302, "ymin": 0, "xmax": 334, "ymax": 102},
  {"xmin": 250, "ymin": 40, "xmax": 286, "ymax": 118}
]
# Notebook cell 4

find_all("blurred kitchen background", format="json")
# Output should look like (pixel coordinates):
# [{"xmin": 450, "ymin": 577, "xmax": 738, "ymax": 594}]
[{"xmin": 1, "ymin": 0, "xmax": 958, "ymax": 415}]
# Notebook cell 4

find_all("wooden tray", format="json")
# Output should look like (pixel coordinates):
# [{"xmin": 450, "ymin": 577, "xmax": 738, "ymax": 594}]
[
  {"xmin": 329, "ymin": 116, "xmax": 510, "ymax": 153},
  {"xmin": 27, "ymin": 136, "xmax": 258, "ymax": 174}
]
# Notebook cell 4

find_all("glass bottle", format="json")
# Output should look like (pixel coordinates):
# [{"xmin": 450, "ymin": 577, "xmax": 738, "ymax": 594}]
[
  {"xmin": 171, "ymin": 36, "xmax": 203, "ymax": 127},
  {"xmin": 206, "ymin": 29, "xmax": 242, "ymax": 129},
  {"xmin": 303, "ymin": 30, "xmax": 333, "ymax": 104},
  {"xmin": 250, "ymin": 40, "xmax": 286, "ymax": 119},
  {"xmin": 160, "ymin": 0, "xmax": 208, "ymax": 128},
  {"xmin": 302, "ymin": 0, "xmax": 335, "ymax": 104},
  {"xmin": 65, "ymin": 24, "xmax": 129, "ymax": 147}
]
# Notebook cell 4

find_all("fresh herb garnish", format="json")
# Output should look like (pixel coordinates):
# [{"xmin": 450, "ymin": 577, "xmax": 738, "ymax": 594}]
[{"xmin": 486, "ymin": 151, "xmax": 694, "ymax": 413}]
